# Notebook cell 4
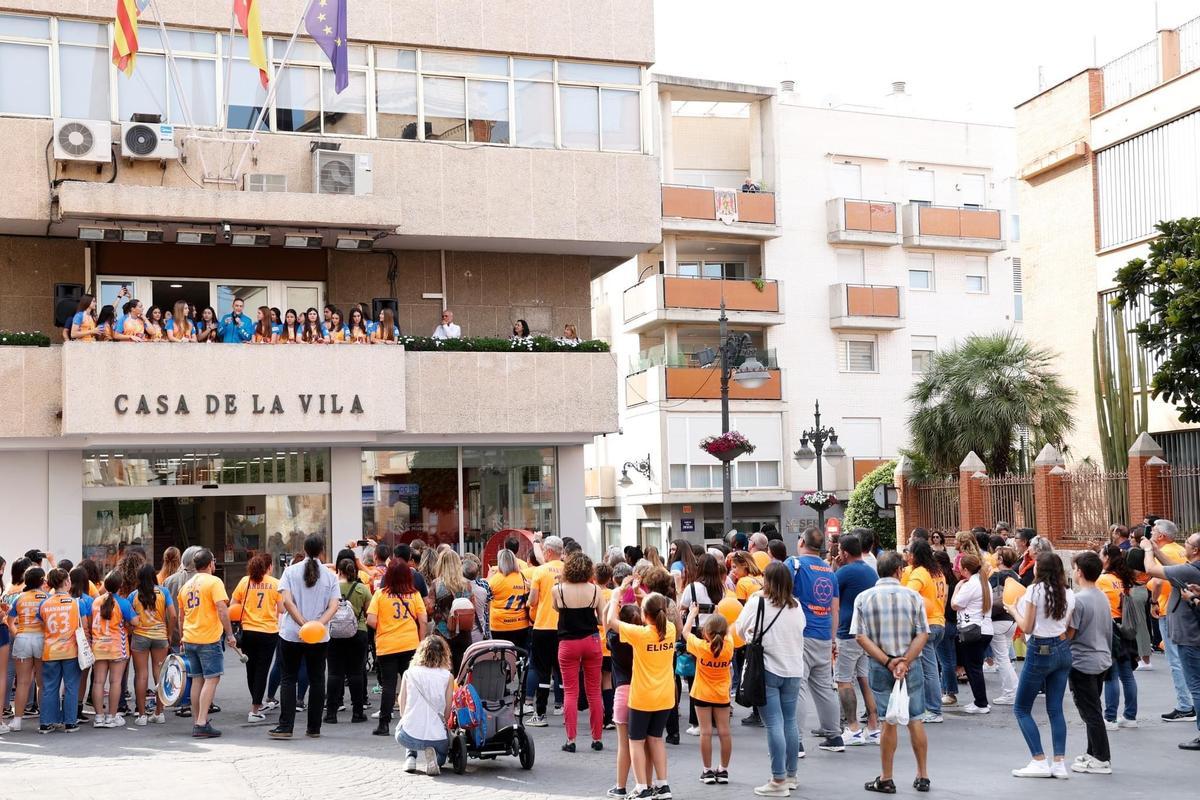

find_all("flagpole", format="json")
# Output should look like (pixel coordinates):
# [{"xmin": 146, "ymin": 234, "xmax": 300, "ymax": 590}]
[
  {"xmin": 221, "ymin": 7, "xmax": 237, "ymax": 133},
  {"xmin": 231, "ymin": 0, "xmax": 317, "ymax": 182},
  {"xmin": 145, "ymin": 0, "xmax": 214, "ymax": 180}
]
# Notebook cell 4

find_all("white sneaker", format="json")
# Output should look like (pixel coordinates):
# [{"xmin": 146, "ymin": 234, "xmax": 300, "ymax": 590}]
[
  {"xmin": 261, "ymin": 699, "xmax": 279, "ymax": 711},
  {"xmin": 404, "ymin": 754, "xmax": 417, "ymax": 773},
  {"xmin": 1071, "ymin": 756, "xmax": 1112, "ymax": 775},
  {"xmin": 866, "ymin": 728, "xmax": 881, "ymax": 745},
  {"xmin": 371, "ymin": 709, "xmax": 382, "ymax": 719},
  {"xmin": 248, "ymin": 711, "xmax": 266, "ymax": 723},
  {"xmin": 522, "ymin": 702, "xmax": 535, "ymax": 714},
  {"xmin": 1012, "ymin": 759, "xmax": 1053, "ymax": 778},
  {"xmin": 553, "ymin": 705, "xmax": 564, "ymax": 716},
  {"xmin": 1118, "ymin": 718, "xmax": 1138, "ymax": 728},
  {"xmin": 685, "ymin": 725, "xmax": 701, "ymax": 736},
  {"xmin": 8, "ymin": 718, "xmax": 20, "ymax": 732},
  {"xmin": 753, "ymin": 781, "xmax": 790, "ymax": 796},
  {"xmin": 1135, "ymin": 661, "xmax": 1153, "ymax": 671},
  {"xmin": 842, "ymin": 728, "xmax": 867, "ymax": 746},
  {"xmin": 963, "ymin": 704, "xmax": 990, "ymax": 715},
  {"xmin": 111, "ymin": 714, "xmax": 126, "ymax": 727},
  {"xmin": 527, "ymin": 714, "xmax": 548, "ymax": 727},
  {"xmin": 785, "ymin": 777, "xmax": 798, "ymax": 790},
  {"xmin": 992, "ymin": 694, "xmax": 1016, "ymax": 706},
  {"xmin": 135, "ymin": 715, "xmax": 148, "ymax": 727},
  {"xmin": 424, "ymin": 746, "xmax": 441, "ymax": 776},
  {"xmin": 1104, "ymin": 720, "xmax": 1119, "ymax": 731},
  {"xmin": 150, "ymin": 713, "xmax": 165, "ymax": 724},
  {"xmin": 920, "ymin": 713, "xmax": 943, "ymax": 724},
  {"xmin": 0, "ymin": 720, "xmax": 10, "ymax": 734},
  {"xmin": 1050, "ymin": 760, "xmax": 1070, "ymax": 779},
  {"xmin": 93, "ymin": 716, "xmax": 108, "ymax": 729}
]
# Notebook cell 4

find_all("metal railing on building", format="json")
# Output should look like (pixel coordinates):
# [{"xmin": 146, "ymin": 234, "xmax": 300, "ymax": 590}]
[
  {"xmin": 1102, "ymin": 39, "xmax": 1160, "ymax": 108},
  {"xmin": 1180, "ymin": 15, "xmax": 1200, "ymax": 73}
]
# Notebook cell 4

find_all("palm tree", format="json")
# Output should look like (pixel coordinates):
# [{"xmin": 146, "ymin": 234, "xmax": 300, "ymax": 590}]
[{"xmin": 907, "ymin": 332, "xmax": 1075, "ymax": 476}]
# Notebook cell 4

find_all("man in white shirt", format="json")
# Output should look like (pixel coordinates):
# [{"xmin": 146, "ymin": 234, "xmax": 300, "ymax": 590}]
[{"xmin": 431, "ymin": 310, "xmax": 461, "ymax": 339}]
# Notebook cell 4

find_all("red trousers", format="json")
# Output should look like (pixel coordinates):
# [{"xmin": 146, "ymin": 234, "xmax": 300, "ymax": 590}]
[{"xmin": 557, "ymin": 634, "xmax": 604, "ymax": 741}]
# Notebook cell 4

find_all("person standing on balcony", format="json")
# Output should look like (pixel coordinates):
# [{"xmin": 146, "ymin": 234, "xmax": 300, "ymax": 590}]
[
  {"xmin": 218, "ymin": 296, "xmax": 254, "ymax": 343},
  {"xmin": 432, "ymin": 309, "xmax": 461, "ymax": 339}
]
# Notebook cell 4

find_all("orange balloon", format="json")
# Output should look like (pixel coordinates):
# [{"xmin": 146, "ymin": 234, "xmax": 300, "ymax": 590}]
[
  {"xmin": 299, "ymin": 620, "xmax": 326, "ymax": 644},
  {"xmin": 227, "ymin": 603, "xmax": 243, "ymax": 622},
  {"xmin": 1002, "ymin": 577, "xmax": 1027, "ymax": 607}
]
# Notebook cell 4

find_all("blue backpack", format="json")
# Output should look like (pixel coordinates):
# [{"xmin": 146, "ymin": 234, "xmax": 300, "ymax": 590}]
[{"xmin": 451, "ymin": 683, "xmax": 488, "ymax": 748}]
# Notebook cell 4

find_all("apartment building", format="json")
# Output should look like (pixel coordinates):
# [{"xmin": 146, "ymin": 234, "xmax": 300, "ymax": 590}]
[
  {"xmin": 0, "ymin": 1, "xmax": 661, "ymax": 572},
  {"xmin": 587, "ymin": 76, "xmax": 1019, "ymax": 552},
  {"xmin": 1016, "ymin": 16, "xmax": 1200, "ymax": 464}
]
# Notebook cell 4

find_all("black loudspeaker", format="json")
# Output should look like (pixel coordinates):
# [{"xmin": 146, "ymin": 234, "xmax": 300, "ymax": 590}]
[
  {"xmin": 373, "ymin": 297, "xmax": 398, "ymax": 319},
  {"xmin": 53, "ymin": 283, "xmax": 85, "ymax": 328}
]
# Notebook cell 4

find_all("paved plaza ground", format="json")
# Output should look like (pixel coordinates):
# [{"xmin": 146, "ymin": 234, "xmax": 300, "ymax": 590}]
[{"xmin": 0, "ymin": 652, "xmax": 1193, "ymax": 800}]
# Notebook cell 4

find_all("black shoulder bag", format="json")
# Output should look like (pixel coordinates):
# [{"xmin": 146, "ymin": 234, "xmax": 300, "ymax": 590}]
[{"xmin": 735, "ymin": 598, "xmax": 785, "ymax": 708}]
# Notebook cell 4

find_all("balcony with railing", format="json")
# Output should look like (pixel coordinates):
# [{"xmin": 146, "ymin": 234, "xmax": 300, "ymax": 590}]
[
  {"xmin": 660, "ymin": 184, "xmax": 778, "ymax": 237},
  {"xmin": 901, "ymin": 204, "xmax": 1005, "ymax": 252},
  {"xmin": 584, "ymin": 466, "xmax": 617, "ymax": 506},
  {"xmin": 625, "ymin": 348, "xmax": 782, "ymax": 407},
  {"xmin": 826, "ymin": 198, "xmax": 901, "ymax": 246},
  {"xmin": 622, "ymin": 274, "xmax": 783, "ymax": 332},
  {"xmin": 828, "ymin": 284, "xmax": 905, "ymax": 331}
]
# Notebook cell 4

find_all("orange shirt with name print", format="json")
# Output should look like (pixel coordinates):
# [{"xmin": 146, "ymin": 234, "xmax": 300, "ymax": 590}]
[
  {"xmin": 231, "ymin": 575, "xmax": 282, "ymax": 634},
  {"xmin": 487, "ymin": 571, "xmax": 531, "ymax": 632},
  {"xmin": 38, "ymin": 593, "xmax": 81, "ymax": 661},
  {"xmin": 686, "ymin": 632, "xmax": 734, "ymax": 704},
  {"xmin": 368, "ymin": 590, "xmax": 425, "ymax": 656},
  {"xmin": 619, "ymin": 620, "xmax": 678, "ymax": 712},
  {"xmin": 90, "ymin": 594, "xmax": 137, "ymax": 660},
  {"xmin": 10, "ymin": 590, "xmax": 48, "ymax": 634},
  {"xmin": 530, "ymin": 560, "xmax": 565, "ymax": 631}
]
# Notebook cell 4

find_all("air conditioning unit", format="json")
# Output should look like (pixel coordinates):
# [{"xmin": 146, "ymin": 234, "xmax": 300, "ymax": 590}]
[
  {"xmin": 244, "ymin": 173, "xmax": 288, "ymax": 192},
  {"xmin": 120, "ymin": 121, "xmax": 179, "ymax": 161},
  {"xmin": 53, "ymin": 119, "xmax": 112, "ymax": 165},
  {"xmin": 313, "ymin": 150, "xmax": 372, "ymax": 196}
]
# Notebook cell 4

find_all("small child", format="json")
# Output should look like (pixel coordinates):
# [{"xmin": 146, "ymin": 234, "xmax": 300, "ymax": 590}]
[
  {"xmin": 396, "ymin": 635, "xmax": 454, "ymax": 776},
  {"xmin": 606, "ymin": 604, "xmax": 643, "ymax": 798},
  {"xmin": 684, "ymin": 603, "xmax": 734, "ymax": 785}
]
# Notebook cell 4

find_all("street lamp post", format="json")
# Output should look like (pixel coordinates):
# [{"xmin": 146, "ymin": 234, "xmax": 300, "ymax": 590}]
[
  {"xmin": 792, "ymin": 400, "xmax": 845, "ymax": 528},
  {"xmin": 698, "ymin": 300, "xmax": 770, "ymax": 538}
]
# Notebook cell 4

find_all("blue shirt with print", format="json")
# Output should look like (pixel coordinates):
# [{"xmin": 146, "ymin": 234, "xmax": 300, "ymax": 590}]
[
  {"xmin": 835, "ymin": 560, "xmax": 878, "ymax": 638},
  {"xmin": 789, "ymin": 554, "xmax": 839, "ymax": 640}
]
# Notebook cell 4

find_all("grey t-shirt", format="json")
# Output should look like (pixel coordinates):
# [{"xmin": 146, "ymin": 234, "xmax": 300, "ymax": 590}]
[
  {"xmin": 1163, "ymin": 560, "xmax": 1200, "ymax": 646},
  {"xmin": 1068, "ymin": 587, "xmax": 1113, "ymax": 674},
  {"xmin": 279, "ymin": 559, "xmax": 340, "ymax": 643}
]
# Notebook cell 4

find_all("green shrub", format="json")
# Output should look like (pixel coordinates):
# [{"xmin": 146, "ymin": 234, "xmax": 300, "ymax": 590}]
[
  {"xmin": 0, "ymin": 331, "xmax": 50, "ymax": 347},
  {"xmin": 843, "ymin": 460, "xmax": 897, "ymax": 550}
]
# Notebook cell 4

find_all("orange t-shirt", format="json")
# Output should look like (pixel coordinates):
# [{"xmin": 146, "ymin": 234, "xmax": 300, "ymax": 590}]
[
  {"xmin": 39, "ymin": 593, "xmax": 81, "ymax": 661},
  {"xmin": 368, "ymin": 590, "xmax": 424, "ymax": 655},
  {"xmin": 530, "ymin": 560, "xmax": 564, "ymax": 630},
  {"xmin": 181, "ymin": 573, "xmax": 229, "ymax": 644},
  {"xmin": 487, "ymin": 571, "xmax": 531, "ymax": 632},
  {"xmin": 231, "ymin": 575, "xmax": 282, "ymax": 633},
  {"xmin": 1096, "ymin": 573, "xmax": 1124, "ymax": 619},
  {"xmin": 686, "ymin": 633, "xmax": 733, "ymax": 703},
  {"xmin": 751, "ymin": 551, "xmax": 771, "ymax": 572},
  {"xmin": 736, "ymin": 575, "xmax": 763, "ymax": 602},
  {"xmin": 906, "ymin": 567, "xmax": 947, "ymax": 627},
  {"xmin": 619, "ymin": 621, "xmax": 678, "ymax": 712},
  {"xmin": 11, "ymin": 590, "xmax": 48, "ymax": 634},
  {"xmin": 1157, "ymin": 542, "xmax": 1187, "ymax": 616}
]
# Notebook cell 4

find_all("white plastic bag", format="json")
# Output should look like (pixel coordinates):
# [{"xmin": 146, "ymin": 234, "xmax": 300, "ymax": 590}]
[
  {"xmin": 75, "ymin": 627, "xmax": 95, "ymax": 670},
  {"xmin": 884, "ymin": 678, "xmax": 909, "ymax": 726}
]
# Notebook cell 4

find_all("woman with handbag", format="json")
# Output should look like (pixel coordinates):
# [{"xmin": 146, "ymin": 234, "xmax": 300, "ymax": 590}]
[
  {"xmin": 950, "ymin": 554, "xmax": 994, "ymax": 714},
  {"xmin": 431, "ymin": 549, "xmax": 475, "ymax": 674},
  {"xmin": 231, "ymin": 552, "xmax": 283, "ymax": 723},
  {"xmin": 1005, "ymin": 550, "xmax": 1076, "ymax": 779},
  {"xmin": 1097, "ymin": 545, "xmax": 1139, "ymax": 728},
  {"xmin": 554, "ymin": 552, "xmax": 605, "ymax": 753},
  {"xmin": 735, "ymin": 562, "xmax": 807, "ymax": 797}
]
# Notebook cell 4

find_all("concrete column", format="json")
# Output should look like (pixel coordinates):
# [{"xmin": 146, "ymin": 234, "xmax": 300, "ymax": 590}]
[
  {"xmin": 958, "ymin": 451, "xmax": 988, "ymax": 531},
  {"xmin": 748, "ymin": 100, "xmax": 764, "ymax": 186},
  {"xmin": 48, "ymin": 450, "xmax": 83, "ymax": 561},
  {"xmin": 1127, "ymin": 432, "xmax": 1170, "ymax": 524},
  {"xmin": 1031, "ymin": 444, "xmax": 1067, "ymax": 543},
  {"xmin": 1160, "ymin": 28, "xmax": 1181, "ymax": 82},
  {"xmin": 659, "ymin": 90, "xmax": 674, "ymax": 183},
  {"xmin": 0, "ymin": 451, "xmax": 50, "ymax": 559},
  {"xmin": 558, "ymin": 444, "xmax": 589, "ymax": 550},
  {"xmin": 894, "ymin": 455, "xmax": 912, "ymax": 547},
  {"xmin": 662, "ymin": 233, "xmax": 678, "ymax": 276},
  {"xmin": 329, "ymin": 447, "xmax": 363, "ymax": 548}
]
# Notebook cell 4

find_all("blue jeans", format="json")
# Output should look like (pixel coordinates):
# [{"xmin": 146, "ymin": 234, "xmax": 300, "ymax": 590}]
[
  {"xmin": 936, "ymin": 621, "xmax": 958, "ymax": 696},
  {"xmin": 759, "ymin": 670, "xmax": 801, "ymax": 780},
  {"xmin": 1179, "ymin": 644, "xmax": 1200, "ymax": 733},
  {"xmin": 40, "ymin": 658, "xmax": 82, "ymax": 726},
  {"xmin": 396, "ymin": 726, "xmax": 449, "ymax": 765},
  {"xmin": 919, "ymin": 625, "xmax": 944, "ymax": 714},
  {"xmin": 1013, "ymin": 636, "xmax": 1072, "ymax": 758},
  {"xmin": 1162, "ymin": 628, "xmax": 1195, "ymax": 713},
  {"xmin": 1103, "ymin": 655, "xmax": 1138, "ymax": 722}
]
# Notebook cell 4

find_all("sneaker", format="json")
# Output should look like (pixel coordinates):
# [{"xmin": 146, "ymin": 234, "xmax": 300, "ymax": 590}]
[
  {"xmin": 685, "ymin": 725, "xmax": 701, "ymax": 736},
  {"xmin": 843, "ymin": 728, "xmax": 867, "ymax": 746},
  {"xmin": 653, "ymin": 785, "xmax": 671, "ymax": 800},
  {"xmin": 248, "ymin": 711, "xmax": 267, "ymax": 723},
  {"xmin": 268, "ymin": 727, "xmax": 293, "ymax": 740},
  {"xmin": 798, "ymin": 740, "xmax": 806, "ymax": 758},
  {"xmin": 630, "ymin": 790, "xmax": 656, "ymax": 800},
  {"xmin": 38, "ymin": 724, "xmax": 54, "ymax": 734},
  {"xmin": 665, "ymin": 732, "xmax": 680, "ymax": 745},
  {"xmin": 192, "ymin": 722, "xmax": 221, "ymax": 738},
  {"xmin": 0, "ymin": 721, "xmax": 10, "ymax": 735},
  {"xmin": 941, "ymin": 694, "xmax": 957, "ymax": 706},
  {"xmin": 7, "ymin": 718, "xmax": 19, "ymax": 732},
  {"xmin": 741, "ymin": 710, "xmax": 764, "ymax": 727},
  {"xmin": 866, "ymin": 728, "xmax": 881, "ymax": 745},
  {"xmin": 819, "ymin": 734, "xmax": 845, "ymax": 752},
  {"xmin": 1012, "ymin": 759, "xmax": 1053, "ymax": 778},
  {"xmin": 1179, "ymin": 737, "xmax": 1200, "ymax": 750},
  {"xmin": 700, "ymin": 770, "xmax": 717, "ymax": 785},
  {"xmin": 992, "ymin": 694, "xmax": 1016, "ymax": 706},
  {"xmin": 1071, "ymin": 756, "xmax": 1111, "ymax": 774},
  {"xmin": 371, "ymin": 709, "xmax": 382, "ymax": 719},
  {"xmin": 295, "ymin": 703, "xmax": 305, "ymax": 712},
  {"xmin": 1118, "ymin": 718, "xmax": 1138, "ymax": 728},
  {"xmin": 753, "ymin": 781, "xmax": 790, "ymax": 796},
  {"xmin": 110, "ymin": 714, "xmax": 126, "ymax": 727},
  {"xmin": 606, "ymin": 787, "xmax": 628, "ymax": 799},
  {"xmin": 527, "ymin": 714, "xmax": 548, "ymax": 727},
  {"xmin": 261, "ymin": 699, "xmax": 279, "ymax": 712},
  {"xmin": 1135, "ymin": 660, "xmax": 1153, "ymax": 671},
  {"xmin": 24, "ymin": 703, "xmax": 38, "ymax": 718},
  {"xmin": 785, "ymin": 776, "xmax": 798, "ymax": 790},
  {"xmin": 1104, "ymin": 720, "xmax": 1119, "ymax": 731},
  {"xmin": 404, "ymin": 754, "xmax": 418, "ymax": 773},
  {"xmin": 553, "ymin": 705, "xmax": 564, "ymax": 716},
  {"xmin": 920, "ymin": 713, "xmax": 943, "ymax": 724},
  {"xmin": 1050, "ymin": 761, "xmax": 1070, "ymax": 780},
  {"xmin": 135, "ymin": 715, "xmax": 149, "ymax": 727},
  {"xmin": 175, "ymin": 706, "xmax": 192, "ymax": 718},
  {"xmin": 93, "ymin": 716, "xmax": 109, "ymax": 729},
  {"xmin": 424, "ymin": 746, "xmax": 441, "ymax": 776},
  {"xmin": 1162, "ymin": 708, "xmax": 1197, "ymax": 722},
  {"xmin": 604, "ymin": 721, "xmax": 617, "ymax": 731},
  {"xmin": 523, "ymin": 702, "xmax": 536, "ymax": 714},
  {"xmin": 150, "ymin": 713, "xmax": 165, "ymax": 724},
  {"xmin": 963, "ymin": 704, "xmax": 990, "ymax": 715},
  {"xmin": 715, "ymin": 769, "xmax": 729, "ymax": 785},
  {"xmin": 63, "ymin": 723, "xmax": 79, "ymax": 732}
]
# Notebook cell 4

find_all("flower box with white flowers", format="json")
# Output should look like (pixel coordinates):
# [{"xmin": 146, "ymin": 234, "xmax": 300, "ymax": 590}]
[{"xmin": 800, "ymin": 490, "xmax": 838, "ymax": 512}]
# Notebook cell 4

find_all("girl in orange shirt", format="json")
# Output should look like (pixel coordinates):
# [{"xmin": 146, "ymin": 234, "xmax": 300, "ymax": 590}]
[
  {"xmin": 346, "ymin": 307, "xmax": 370, "ymax": 343},
  {"xmin": 8, "ymin": 567, "xmax": 48, "ymax": 733},
  {"xmin": 683, "ymin": 604, "xmax": 734, "ymax": 785},
  {"xmin": 230, "ymin": 553, "xmax": 283, "ymax": 722},
  {"xmin": 144, "ymin": 305, "xmax": 166, "ymax": 341},
  {"xmin": 88, "ymin": 572, "xmax": 139, "ymax": 728},
  {"xmin": 366, "ymin": 560, "xmax": 427, "ymax": 736},
  {"xmin": 730, "ymin": 552, "xmax": 764, "ymax": 603},
  {"xmin": 253, "ymin": 306, "xmax": 277, "ymax": 344},
  {"xmin": 129, "ymin": 564, "xmax": 177, "ymax": 725}
]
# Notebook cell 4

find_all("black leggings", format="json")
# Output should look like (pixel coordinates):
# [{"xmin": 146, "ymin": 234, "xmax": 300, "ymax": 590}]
[
  {"xmin": 241, "ymin": 629, "xmax": 278, "ymax": 706},
  {"xmin": 531, "ymin": 629, "xmax": 560, "ymax": 715},
  {"xmin": 959, "ymin": 635, "xmax": 994, "ymax": 709},
  {"xmin": 377, "ymin": 650, "xmax": 415, "ymax": 726},
  {"xmin": 325, "ymin": 630, "xmax": 368, "ymax": 716}
]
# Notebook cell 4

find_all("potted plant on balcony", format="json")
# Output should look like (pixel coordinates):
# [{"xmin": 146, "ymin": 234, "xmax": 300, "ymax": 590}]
[
  {"xmin": 700, "ymin": 430, "xmax": 755, "ymax": 462},
  {"xmin": 0, "ymin": 330, "xmax": 50, "ymax": 347},
  {"xmin": 752, "ymin": 277, "xmax": 766, "ymax": 292},
  {"xmin": 800, "ymin": 490, "xmax": 838, "ymax": 513}
]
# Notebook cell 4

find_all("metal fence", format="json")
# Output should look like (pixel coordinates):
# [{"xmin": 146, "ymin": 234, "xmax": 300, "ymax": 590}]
[
  {"xmin": 982, "ymin": 473, "xmax": 1036, "ymax": 530},
  {"xmin": 1160, "ymin": 464, "xmax": 1200, "ymax": 534},
  {"xmin": 1181, "ymin": 15, "xmax": 1200, "ymax": 73},
  {"xmin": 1063, "ymin": 468, "xmax": 1129, "ymax": 540},
  {"xmin": 910, "ymin": 478, "xmax": 960, "ymax": 535},
  {"xmin": 1102, "ymin": 39, "xmax": 1160, "ymax": 108}
]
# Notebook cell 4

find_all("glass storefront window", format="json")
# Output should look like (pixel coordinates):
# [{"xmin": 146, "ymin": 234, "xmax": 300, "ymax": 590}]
[
  {"xmin": 462, "ymin": 447, "xmax": 556, "ymax": 555},
  {"xmin": 361, "ymin": 448, "xmax": 460, "ymax": 549},
  {"xmin": 83, "ymin": 449, "xmax": 330, "ymax": 488}
]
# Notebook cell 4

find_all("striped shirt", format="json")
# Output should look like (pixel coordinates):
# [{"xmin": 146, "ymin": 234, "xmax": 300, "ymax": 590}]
[{"xmin": 849, "ymin": 578, "xmax": 929, "ymax": 658}]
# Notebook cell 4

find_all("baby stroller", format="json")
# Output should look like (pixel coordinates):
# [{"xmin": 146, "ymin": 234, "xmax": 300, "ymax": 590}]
[{"xmin": 446, "ymin": 639, "xmax": 535, "ymax": 774}]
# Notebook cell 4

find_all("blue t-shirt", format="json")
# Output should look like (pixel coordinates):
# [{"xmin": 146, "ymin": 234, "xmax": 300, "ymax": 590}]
[
  {"xmin": 835, "ymin": 561, "xmax": 878, "ymax": 639},
  {"xmin": 789, "ymin": 554, "xmax": 839, "ymax": 640},
  {"xmin": 218, "ymin": 312, "xmax": 255, "ymax": 343}
]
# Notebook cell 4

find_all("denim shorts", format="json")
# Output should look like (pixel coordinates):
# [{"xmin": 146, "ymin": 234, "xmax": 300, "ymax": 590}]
[
  {"xmin": 868, "ymin": 660, "xmax": 926, "ymax": 722},
  {"xmin": 183, "ymin": 641, "xmax": 224, "ymax": 677},
  {"xmin": 132, "ymin": 634, "xmax": 169, "ymax": 652},
  {"xmin": 12, "ymin": 632, "xmax": 44, "ymax": 660}
]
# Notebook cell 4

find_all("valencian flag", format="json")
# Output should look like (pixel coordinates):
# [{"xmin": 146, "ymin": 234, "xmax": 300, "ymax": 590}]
[
  {"xmin": 112, "ymin": 0, "xmax": 150, "ymax": 76},
  {"xmin": 305, "ymin": 0, "xmax": 349, "ymax": 93},
  {"xmin": 233, "ymin": 0, "xmax": 269, "ymax": 88}
]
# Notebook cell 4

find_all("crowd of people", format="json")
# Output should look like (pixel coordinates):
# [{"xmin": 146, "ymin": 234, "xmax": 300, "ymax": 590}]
[
  {"xmin": 1, "ymin": 520, "xmax": 1199, "ymax": 795},
  {"xmin": 65, "ymin": 286, "xmax": 583, "ymax": 346}
]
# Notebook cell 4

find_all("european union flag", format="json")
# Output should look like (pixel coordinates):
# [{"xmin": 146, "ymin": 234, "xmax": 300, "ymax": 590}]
[{"xmin": 305, "ymin": 0, "xmax": 348, "ymax": 93}]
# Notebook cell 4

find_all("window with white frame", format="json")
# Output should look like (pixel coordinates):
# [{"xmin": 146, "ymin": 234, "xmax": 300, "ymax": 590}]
[
  {"xmin": 667, "ymin": 414, "xmax": 781, "ymax": 490},
  {"xmin": 0, "ymin": 14, "xmax": 51, "ymax": 117},
  {"xmin": 839, "ymin": 336, "xmax": 877, "ymax": 373},
  {"xmin": 273, "ymin": 40, "xmax": 368, "ymax": 136},
  {"xmin": 965, "ymin": 255, "xmax": 988, "ymax": 293},
  {"xmin": 908, "ymin": 252, "xmax": 934, "ymax": 290},
  {"xmin": 222, "ymin": 34, "xmax": 268, "ymax": 130},
  {"xmin": 58, "ymin": 20, "xmax": 109, "ymax": 120},
  {"xmin": 911, "ymin": 335, "xmax": 937, "ymax": 373},
  {"xmin": 116, "ymin": 28, "xmax": 220, "ymax": 126}
]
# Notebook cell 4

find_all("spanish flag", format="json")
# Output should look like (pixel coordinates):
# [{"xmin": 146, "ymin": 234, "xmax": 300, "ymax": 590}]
[
  {"xmin": 234, "ymin": 0, "xmax": 269, "ymax": 88},
  {"xmin": 112, "ymin": 0, "xmax": 149, "ymax": 76}
]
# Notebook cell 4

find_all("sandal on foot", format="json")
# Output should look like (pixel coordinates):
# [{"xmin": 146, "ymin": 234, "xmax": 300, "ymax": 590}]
[
  {"xmin": 865, "ymin": 777, "xmax": 897, "ymax": 794},
  {"xmin": 914, "ymin": 778, "xmax": 931, "ymax": 793}
]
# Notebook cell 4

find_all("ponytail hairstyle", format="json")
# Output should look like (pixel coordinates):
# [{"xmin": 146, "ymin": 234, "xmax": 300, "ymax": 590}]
[
  {"xmin": 46, "ymin": 568, "xmax": 69, "ymax": 591},
  {"xmin": 247, "ymin": 552, "xmax": 272, "ymax": 583},
  {"xmin": 68, "ymin": 566, "xmax": 89, "ymax": 599},
  {"xmin": 23, "ymin": 566, "xmax": 45, "ymax": 591},
  {"xmin": 1101, "ymin": 544, "xmax": 1135, "ymax": 592},
  {"xmin": 135, "ymin": 563, "xmax": 158, "ymax": 612},
  {"xmin": 703, "ymin": 614, "xmax": 729, "ymax": 659},
  {"xmin": 642, "ymin": 592, "xmax": 669, "ymax": 641},
  {"xmin": 337, "ymin": 558, "xmax": 357, "ymax": 582},
  {"xmin": 302, "ymin": 533, "xmax": 324, "ymax": 588},
  {"xmin": 100, "ymin": 571, "xmax": 121, "ymax": 621}
]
